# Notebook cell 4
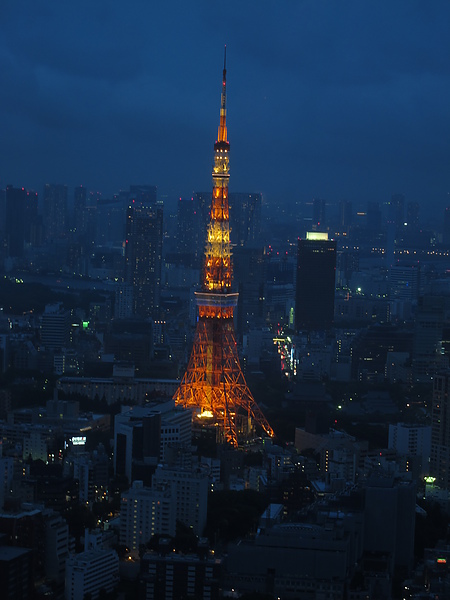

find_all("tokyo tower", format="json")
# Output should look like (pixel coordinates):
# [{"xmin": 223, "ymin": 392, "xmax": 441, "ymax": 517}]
[{"xmin": 173, "ymin": 48, "xmax": 274, "ymax": 447}]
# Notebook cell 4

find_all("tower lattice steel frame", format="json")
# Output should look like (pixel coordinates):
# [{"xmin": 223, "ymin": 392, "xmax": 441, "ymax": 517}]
[{"xmin": 173, "ymin": 48, "xmax": 274, "ymax": 446}]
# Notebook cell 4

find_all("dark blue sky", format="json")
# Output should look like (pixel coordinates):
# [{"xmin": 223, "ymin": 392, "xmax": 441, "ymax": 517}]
[{"xmin": 1, "ymin": 1, "xmax": 450, "ymax": 217}]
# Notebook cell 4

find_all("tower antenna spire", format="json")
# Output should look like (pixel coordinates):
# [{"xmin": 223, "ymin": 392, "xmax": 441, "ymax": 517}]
[
  {"xmin": 218, "ymin": 46, "xmax": 227, "ymax": 143},
  {"xmin": 173, "ymin": 50, "xmax": 274, "ymax": 447}
]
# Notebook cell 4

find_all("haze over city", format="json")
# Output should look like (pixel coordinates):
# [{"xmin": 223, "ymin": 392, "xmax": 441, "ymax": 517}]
[{"xmin": 1, "ymin": 1, "xmax": 450, "ymax": 218}]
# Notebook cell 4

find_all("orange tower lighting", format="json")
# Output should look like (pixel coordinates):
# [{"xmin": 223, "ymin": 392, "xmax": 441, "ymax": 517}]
[{"xmin": 173, "ymin": 48, "xmax": 274, "ymax": 446}]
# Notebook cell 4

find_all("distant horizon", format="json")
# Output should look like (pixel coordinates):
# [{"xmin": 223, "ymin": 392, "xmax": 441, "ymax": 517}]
[{"xmin": 1, "ymin": 3, "xmax": 450, "ymax": 223}]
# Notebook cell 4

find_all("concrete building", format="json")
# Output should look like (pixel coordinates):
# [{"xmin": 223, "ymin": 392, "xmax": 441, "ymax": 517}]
[
  {"xmin": 0, "ymin": 545, "xmax": 33, "ymax": 600},
  {"xmin": 114, "ymin": 401, "xmax": 191, "ymax": 484},
  {"xmin": 388, "ymin": 422, "xmax": 431, "ymax": 477},
  {"xmin": 225, "ymin": 522, "xmax": 352, "ymax": 599},
  {"xmin": 65, "ymin": 548, "xmax": 118, "ymax": 600},
  {"xmin": 152, "ymin": 465, "xmax": 209, "ymax": 537},
  {"xmin": 120, "ymin": 480, "xmax": 174, "ymax": 554},
  {"xmin": 431, "ymin": 370, "xmax": 450, "ymax": 490},
  {"xmin": 140, "ymin": 550, "xmax": 222, "ymax": 600},
  {"xmin": 40, "ymin": 303, "xmax": 70, "ymax": 350}
]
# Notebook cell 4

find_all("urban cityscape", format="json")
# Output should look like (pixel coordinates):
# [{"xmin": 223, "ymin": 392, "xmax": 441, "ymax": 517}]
[{"xmin": 2, "ymin": 4, "xmax": 450, "ymax": 600}]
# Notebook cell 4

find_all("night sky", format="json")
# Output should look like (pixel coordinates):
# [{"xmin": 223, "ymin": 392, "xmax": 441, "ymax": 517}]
[{"xmin": 1, "ymin": 1, "xmax": 450, "ymax": 218}]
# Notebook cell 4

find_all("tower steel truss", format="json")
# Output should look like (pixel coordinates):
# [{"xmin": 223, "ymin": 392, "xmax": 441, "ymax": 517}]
[{"xmin": 173, "ymin": 48, "xmax": 274, "ymax": 446}]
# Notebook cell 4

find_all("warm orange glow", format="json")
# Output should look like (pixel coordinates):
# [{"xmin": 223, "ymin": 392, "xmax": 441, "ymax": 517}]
[{"xmin": 173, "ymin": 53, "xmax": 274, "ymax": 447}]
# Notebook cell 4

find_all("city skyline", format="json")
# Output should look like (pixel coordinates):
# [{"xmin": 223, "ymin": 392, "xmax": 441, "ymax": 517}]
[{"xmin": 1, "ymin": 2, "xmax": 450, "ymax": 218}]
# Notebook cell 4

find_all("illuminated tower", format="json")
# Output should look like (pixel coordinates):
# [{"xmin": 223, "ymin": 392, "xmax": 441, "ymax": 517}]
[{"xmin": 173, "ymin": 49, "xmax": 274, "ymax": 446}]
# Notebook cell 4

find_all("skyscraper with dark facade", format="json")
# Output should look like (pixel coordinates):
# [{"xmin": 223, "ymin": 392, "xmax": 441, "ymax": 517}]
[
  {"xmin": 125, "ymin": 186, "xmax": 163, "ymax": 319},
  {"xmin": 43, "ymin": 183, "xmax": 68, "ymax": 241},
  {"xmin": 229, "ymin": 192, "xmax": 262, "ymax": 247},
  {"xmin": 295, "ymin": 232, "xmax": 336, "ymax": 332},
  {"xmin": 430, "ymin": 370, "xmax": 450, "ymax": 490},
  {"xmin": 443, "ymin": 206, "xmax": 450, "ymax": 247},
  {"xmin": 176, "ymin": 197, "xmax": 204, "ymax": 267},
  {"xmin": 73, "ymin": 185, "xmax": 87, "ymax": 238},
  {"xmin": 5, "ymin": 186, "xmax": 26, "ymax": 258}
]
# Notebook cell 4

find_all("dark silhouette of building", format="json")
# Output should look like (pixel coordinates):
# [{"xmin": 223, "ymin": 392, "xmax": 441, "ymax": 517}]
[
  {"xmin": 43, "ymin": 184, "xmax": 68, "ymax": 241},
  {"xmin": 430, "ymin": 370, "xmax": 450, "ymax": 490},
  {"xmin": 0, "ymin": 545, "xmax": 33, "ymax": 600},
  {"xmin": 229, "ymin": 192, "xmax": 262, "ymax": 247},
  {"xmin": 176, "ymin": 197, "xmax": 204, "ymax": 267},
  {"xmin": 443, "ymin": 206, "xmax": 450, "ymax": 247},
  {"xmin": 295, "ymin": 232, "xmax": 336, "ymax": 332},
  {"xmin": 233, "ymin": 246, "xmax": 266, "ymax": 336},
  {"xmin": 125, "ymin": 185, "xmax": 163, "ymax": 319},
  {"xmin": 312, "ymin": 197, "xmax": 326, "ymax": 230}
]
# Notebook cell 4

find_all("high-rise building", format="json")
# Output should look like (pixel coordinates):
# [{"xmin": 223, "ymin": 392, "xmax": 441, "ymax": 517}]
[
  {"xmin": 295, "ymin": 232, "xmax": 336, "ymax": 332},
  {"xmin": 73, "ymin": 185, "xmax": 87, "ymax": 238},
  {"xmin": 406, "ymin": 200, "xmax": 420, "ymax": 229},
  {"xmin": 4, "ymin": 186, "xmax": 38, "ymax": 258},
  {"xmin": 43, "ymin": 183, "xmax": 68, "ymax": 241},
  {"xmin": 176, "ymin": 197, "xmax": 204, "ymax": 267},
  {"xmin": 413, "ymin": 295, "xmax": 449, "ymax": 382},
  {"xmin": 443, "ymin": 206, "xmax": 450, "ymax": 247},
  {"xmin": 338, "ymin": 199, "xmax": 352, "ymax": 233},
  {"xmin": 430, "ymin": 370, "xmax": 450, "ymax": 490},
  {"xmin": 125, "ymin": 186, "xmax": 163, "ymax": 319},
  {"xmin": 389, "ymin": 193, "xmax": 405, "ymax": 232},
  {"xmin": 229, "ymin": 192, "xmax": 262, "ymax": 247},
  {"xmin": 40, "ymin": 303, "xmax": 70, "ymax": 350},
  {"xmin": 173, "ymin": 50, "xmax": 273, "ymax": 446},
  {"xmin": 233, "ymin": 246, "xmax": 266, "ymax": 336},
  {"xmin": 4, "ymin": 186, "xmax": 26, "ymax": 258},
  {"xmin": 312, "ymin": 197, "xmax": 326, "ymax": 230}
]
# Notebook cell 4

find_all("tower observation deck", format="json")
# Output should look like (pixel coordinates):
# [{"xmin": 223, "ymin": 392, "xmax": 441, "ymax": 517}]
[{"xmin": 173, "ymin": 48, "xmax": 274, "ymax": 446}]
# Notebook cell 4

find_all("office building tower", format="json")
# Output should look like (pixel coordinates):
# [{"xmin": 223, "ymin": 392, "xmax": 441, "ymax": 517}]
[
  {"xmin": 114, "ymin": 283, "xmax": 134, "ymax": 319},
  {"xmin": 233, "ymin": 246, "xmax": 266, "ymax": 336},
  {"xmin": 406, "ymin": 200, "xmax": 420, "ymax": 229},
  {"xmin": 389, "ymin": 193, "xmax": 405, "ymax": 231},
  {"xmin": 389, "ymin": 263, "xmax": 420, "ymax": 302},
  {"xmin": 366, "ymin": 201, "xmax": 382, "ymax": 234},
  {"xmin": 40, "ymin": 303, "xmax": 70, "ymax": 350},
  {"xmin": 430, "ymin": 370, "xmax": 450, "ymax": 489},
  {"xmin": 125, "ymin": 186, "xmax": 163, "ymax": 319},
  {"xmin": 73, "ymin": 185, "xmax": 87, "ymax": 237},
  {"xmin": 43, "ymin": 183, "xmax": 68, "ymax": 241},
  {"xmin": 4, "ymin": 186, "xmax": 39, "ymax": 257},
  {"xmin": 229, "ymin": 192, "xmax": 262, "ymax": 247},
  {"xmin": 4, "ymin": 185, "xmax": 26, "ymax": 258},
  {"xmin": 312, "ymin": 197, "xmax": 326, "ymax": 229},
  {"xmin": 295, "ymin": 232, "xmax": 337, "ymax": 332},
  {"xmin": 173, "ymin": 50, "xmax": 273, "ymax": 446},
  {"xmin": 443, "ymin": 207, "xmax": 450, "ymax": 247},
  {"xmin": 413, "ymin": 295, "xmax": 449, "ymax": 381},
  {"xmin": 338, "ymin": 199, "xmax": 352, "ymax": 233},
  {"xmin": 176, "ymin": 197, "xmax": 203, "ymax": 267}
]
